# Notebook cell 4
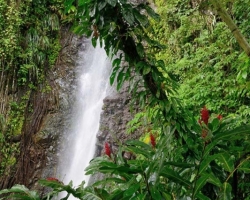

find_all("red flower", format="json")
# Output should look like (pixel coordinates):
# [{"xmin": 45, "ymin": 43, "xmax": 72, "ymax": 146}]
[
  {"xmin": 200, "ymin": 106, "xmax": 209, "ymax": 125},
  {"xmin": 150, "ymin": 133, "xmax": 156, "ymax": 148},
  {"xmin": 46, "ymin": 177, "xmax": 60, "ymax": 182},
  {"xmin": 217, "ymin": 114, "xmax": 222, "ymax": 120},
  {"xmin": 104, "ymin": 142, "xmax": 111, "ymax": 158}
]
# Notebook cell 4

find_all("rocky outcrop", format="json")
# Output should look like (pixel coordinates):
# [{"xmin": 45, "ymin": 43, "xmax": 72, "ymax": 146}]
[
  {"xmin": 29, "ymin": 28, "xmax": 86, "ymax": 190},
  {"xmin": 88, "ymin": 82, "xmax": 142, "ymax": 185},
  {"xmin": 95, "ymin": 83, "xmax": 141, "ymax": 157}
]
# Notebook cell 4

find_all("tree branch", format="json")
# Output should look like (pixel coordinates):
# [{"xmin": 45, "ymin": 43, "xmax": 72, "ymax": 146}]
[{"xmin": 210, "ymin": 0, "xmax": 250, "ymax": 57}]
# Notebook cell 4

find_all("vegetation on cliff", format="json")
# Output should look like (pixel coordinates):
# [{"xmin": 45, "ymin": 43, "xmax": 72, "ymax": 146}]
[
  {"xmin": 1, "ymin": 0, "xmax": 250, "ymax": 199},
  {"xmin": 0, "ymin": 0, "xmax": 64, "ymax": 187}
]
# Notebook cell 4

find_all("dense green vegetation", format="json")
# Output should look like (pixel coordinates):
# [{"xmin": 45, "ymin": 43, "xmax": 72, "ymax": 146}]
[
  {"xmin": 1, "ymin": 0, "xmax": 250, "ymax": 199},
  {"xmin": 0, "ymin": 0, "xmax": 64, "ymax": 176}
]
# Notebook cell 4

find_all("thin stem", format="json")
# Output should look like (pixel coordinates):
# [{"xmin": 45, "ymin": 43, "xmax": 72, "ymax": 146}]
[
  {"xmin": 143, "ymin": 172, "xmax": 152, "ymax": 200},
  {"xmin": 225, "ymin": 156, "xmax": 250, "ymax": 183}
]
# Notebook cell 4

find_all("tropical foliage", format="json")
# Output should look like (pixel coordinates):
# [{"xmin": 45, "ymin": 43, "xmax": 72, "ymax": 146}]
[
  {"xmin": 1, "ymin": 0, "xmax": 250, "ymax": 199},
  {"xmin": 0, "ymin": 0, "xmax": 63, "ymax": 176}
]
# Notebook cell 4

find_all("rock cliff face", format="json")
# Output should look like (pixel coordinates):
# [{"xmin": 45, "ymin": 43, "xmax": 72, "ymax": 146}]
[
  {"xmin": 88, "ymin": 83, "xmax": 142, "ymax": 185},
  {"xmin": 95, "ymin": 84, "xmax": 141, "ymax": 157},
  {"xmin": 30, "ymin": 29, "xmax": 86, "ymax": 190}
]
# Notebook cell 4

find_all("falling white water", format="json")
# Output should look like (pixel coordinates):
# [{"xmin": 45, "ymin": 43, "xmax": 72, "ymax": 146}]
[{"xmin": 59, "ymin": 39, "xmax": 112, "ymax": 199}]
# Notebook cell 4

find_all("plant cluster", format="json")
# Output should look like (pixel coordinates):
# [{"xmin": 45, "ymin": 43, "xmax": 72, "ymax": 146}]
[
  {"xmin": 0, "ymin": 0, "xmax": 65, "ymax": 176},
  {"xmin": 1, "ymin": 107, "xmax": 250, "ymax": 199}
]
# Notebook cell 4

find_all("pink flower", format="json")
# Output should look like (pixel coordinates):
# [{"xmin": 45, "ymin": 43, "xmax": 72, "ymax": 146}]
[
  {"xmin": 150, "ymin": 133, "xmax": 156, "ymax": 148},
  {"xmin": 104, "ymin": 142, "xmax": 111, "ymax": 158},
  {"xmin": 200, "ymin": 106, "xmax": 209, "ymax": 125}
]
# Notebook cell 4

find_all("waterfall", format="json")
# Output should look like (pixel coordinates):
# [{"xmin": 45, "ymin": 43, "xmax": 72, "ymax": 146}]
[{"xmin": 59, "ymin": 39, "xmax": 112, "ymax": 199}]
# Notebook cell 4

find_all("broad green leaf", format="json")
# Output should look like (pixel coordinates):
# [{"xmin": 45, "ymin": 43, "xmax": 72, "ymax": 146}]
[
  {"xmin": 82, "ymin": 192, "xmax": 102, "ymax": 200},
  {"xmin": 215, "ymin": 153, "xmax": 234, "ymax": 172},
  {"xmin": 126, "ymin": 140, "xmax": 153, "ymax": 151},
  {"xmin": 122, "ymin": 8, "xmax": 135, "ymax": 25},
  {"xmin": 124, "ymin": 146, "xmax": 152, "ymax": 158},
  {"xmin": 117, "ymin": 70, "xmax": 125, "ymax": 90},
  {"xmin": 238, "ymin": 158, "xmax": 250, "ymax": 174},
  {"xmin": 144, "ymin": 5, "xmax": 160, "ymax": 20},
  {"xmin": 134, "ymin": 10, "xmax": 149, "ymax": 26},
  {"xmin": 162, "ymin": 192, "xmax": 172, "ymax": 200},
  {"xmin": 218, "ymin": 182, "xmax": 232, "ymax": 200},
  {"xmin": 92, "ymin": 37, "xmax": 97, "ymax": 48},
  {"xmin": 107, "ymin": 188, "xmax": 124, "ymax": 199},
  {"xmin": 150, "ymin": 187, "xmax": 162, "ymax": 200},
  {"xmin": 211, "ymin": 117, "xmax": 220, "ymax": 131},
  {"xmin": 143, "ymin": 65, "xmax": 151, "ymax": 75},
  {"xmin": 64, "ymin": 0, "xmax": 75, "ymax": 13},
  {"xmin": 110, "ymin": 65, "xmax": 120, "ymax": 85},
  {"xmin": 196, "ymin": 192, "xmax": 210, "ymax": 200},
  {"xmin": 160, "ymin": 168, "xmax": 191, "ymax": 187},
  {"xmin": 0, "ymin": 185, "xmax": 40, "ymax": 200},
  {"xmin": 199, "ymin": 154, "xmax": 221, "ymax": 174},
  {"xmin": 207, "ymin": 173, "xmax": 222, "ymax": 187},
  {"xmin": 204, "ymin": 125, "xmax": 250, "ymax": 158},
  {"xmin": 193, "ymin": 174, "xmax": 209, "ymax": 197},
  {"xmin": 123, "ymin": 183, "xmax": 140, "ymax": 197},
  {"xmin": 213, "ymin": 125, "xmax": 250, "ymax": 142}
]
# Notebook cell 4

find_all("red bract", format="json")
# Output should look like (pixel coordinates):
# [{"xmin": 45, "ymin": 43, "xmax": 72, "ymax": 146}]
[
  {"xmin": 217, "ymin": 114, "xmax": 222, "ymax": 120},
  {"xmin": 104, "ymin": 142, "xmax": 111, "ymax": 158},
  {"xmin": 150, "ymin": 133, "xmax": 156, "ymax": 148},
  {"xmin": 46, "ymin": 177, "xmax": 60, "ymax": 182},
  {"xmin": 200, "ymin": 106, "xmax": 209, "ymax": 125}
]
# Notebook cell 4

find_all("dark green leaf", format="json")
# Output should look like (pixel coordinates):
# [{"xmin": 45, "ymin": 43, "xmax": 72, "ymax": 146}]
[
  {"xmin": 144, "ymin": 5, "xmax": 160, "ymax": 20},
  {"xmin": 196, "ymin": 192, "xmax": 210, "ymax": 200},
  {"xmin": 136, "ymin": 43, "xmax": 144, "ymax": 58},
  {"xmin": 194, "ymin": 174, "xmax": 209, "ymax": 197},
  {"xmin": 207, "ymin": 173, "xmax": 222, "ymax": 187},
  {"xmin": 117, "ymin": 71, "xmax": 125, "ymax": 90},
  {"xmin": 215, "ymin": 153, "xmax": 234, "ymax": 172},
  {"xmin": 160, "ymin": 168, "xmax": 191, "ymax": 187},
  {"xmin": 124, "ymin": 146, "xmax": 152, "ymax": 159},
  {"xmin": 98, "ymin": 1, "xmax": 107, "ymax": 11},
  {"xmin": 134, "ymin": 10, "xmax": 149, "ymax": 26},
  {"xmin": 199, "ymin": 154, "xmax": 221, "ymax": 174},
  {"xmin": 126, "ymin": 140, "xmax": 153, "ymax": 151},
  {"xmin": 105, "ymin": 0, "xmax": 116, "ymax": 7},
  {"xmin": 92, "ymin": 38, "xmax": 97, "ymax": 48},
  {"xmin": 218, "ymin": 182, "xmax": 232, "ymax": 200},
  {"xmin": 150, "ymin": 187, "xmax": 162, "ymax": 200},
  {"xmin": 82, "ymin": 192, "xmax": 102, "ymax": 200},
  {"xmin": 122, "ymin": 8, "xmax": 135, "ymax": 25},
  {"xmin": 123, "ymin": 183, "xmax": 140, "ymax": 197},
  {"xmin": 143, "ymin": 64, "xmax": 151, "ymax": 75}
]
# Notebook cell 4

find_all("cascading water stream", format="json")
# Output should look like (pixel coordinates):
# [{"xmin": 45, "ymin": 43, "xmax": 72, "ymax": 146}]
[{"xmin": 59, "ymin": 39, "xmax": 112, "ymax": 199}]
